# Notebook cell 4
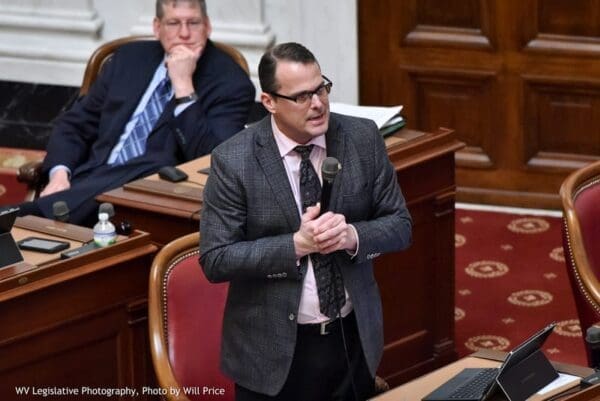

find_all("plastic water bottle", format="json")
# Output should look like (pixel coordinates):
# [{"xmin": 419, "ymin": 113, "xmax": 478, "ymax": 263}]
[{"xmin": 93, "ymin": 212, "xmax": 116, "ymax": 247}]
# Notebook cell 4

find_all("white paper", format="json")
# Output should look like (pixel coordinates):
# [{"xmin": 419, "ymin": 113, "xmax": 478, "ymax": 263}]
[
  {"xmin": 534, "ymin": 373, "xmax": 580, "ymax": 395},
  {"xmin": 330, "ymin": 102, "xmax": 403, "ymax": 129}
]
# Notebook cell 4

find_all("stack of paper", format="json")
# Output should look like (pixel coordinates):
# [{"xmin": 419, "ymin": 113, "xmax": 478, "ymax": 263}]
[
  {"xmin": 330, "ymin": 103, "xmax": 405, "ymax": 137},
  {"xmin": 527, "ymin": 372, "xmax": 580, "ymax": 400}
]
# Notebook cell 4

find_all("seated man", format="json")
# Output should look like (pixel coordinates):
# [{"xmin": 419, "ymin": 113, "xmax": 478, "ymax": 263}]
[{"xmin": 18, "ymin": 0, "xmax": 254, "ymax": 225}]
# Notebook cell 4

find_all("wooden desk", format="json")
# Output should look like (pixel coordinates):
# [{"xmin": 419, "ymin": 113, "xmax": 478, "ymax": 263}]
[
  {"xmin": 98, "ymin": 127, "xmax": 464, "ymax": 386},
  {"xmin": 373, "ymin": 350, "xmax": 594, "ymax": 401},
  {"xmin": 0, "ymin": 218, "xmax": 159, "ymax": 399}
]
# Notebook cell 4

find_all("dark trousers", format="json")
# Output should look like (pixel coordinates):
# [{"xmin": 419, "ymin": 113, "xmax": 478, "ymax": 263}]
[
  {"xmin": 16, "ymin": 201, "xmax": 42, "ymax": 218},
  {"xmin": 236, "ymin": 312, "xmax": 375, "ymax": 401}
]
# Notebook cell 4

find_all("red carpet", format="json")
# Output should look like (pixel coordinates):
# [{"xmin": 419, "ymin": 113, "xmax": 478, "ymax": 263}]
[{"xmin": 454, "ymin": 207, "xmax": 588, "ymax": 367}]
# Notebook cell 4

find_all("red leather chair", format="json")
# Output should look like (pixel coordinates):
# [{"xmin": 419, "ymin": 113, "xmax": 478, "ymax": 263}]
[
  {"xmin": 148, "ymin": 232, "xmax": 233, "ymax": 401},
  {"xmin": 560, "ymin": 160, "xmax": 600, "ymax": 366}
]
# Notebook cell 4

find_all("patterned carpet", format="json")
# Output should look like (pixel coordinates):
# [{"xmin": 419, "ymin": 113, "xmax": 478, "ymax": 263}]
[{"xmin": 454, "ymin": 206, "xmax": 588, "ymax": 367}]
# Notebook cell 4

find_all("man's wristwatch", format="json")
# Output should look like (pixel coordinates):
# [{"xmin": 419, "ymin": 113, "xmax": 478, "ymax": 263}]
[{"xmin": 174, "ymin": 92, "xmax": 198, "ymax": 104}]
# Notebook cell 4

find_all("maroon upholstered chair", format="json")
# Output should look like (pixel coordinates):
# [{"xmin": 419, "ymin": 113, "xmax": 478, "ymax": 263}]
[
  {"xmin": 148, "ymin": 232, "xmax": 233, "ymax": 401},
  {"xmin": 560, "ymin": 160, "xmax": 600, "ymax": 366}
]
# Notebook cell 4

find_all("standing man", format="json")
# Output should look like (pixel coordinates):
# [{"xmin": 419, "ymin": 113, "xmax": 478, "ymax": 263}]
[
  {"xmin": 18, "ymin": 0, "xmax": 254, "ymax": 225},
  {"xmin": 200, "ymin": 43, "xmax": 412, "ymax": 400}
]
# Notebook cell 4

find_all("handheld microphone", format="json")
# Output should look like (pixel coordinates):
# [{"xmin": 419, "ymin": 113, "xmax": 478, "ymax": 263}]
[
  {"xmin": 321, "ymin": 157, "xmax": 341, "ymax": 212},
  {"xmin": 98, "ymin": 202, "xmax": 115, "ymax": 219},
  {"xmin": 586, "ymin": 324, "xmax": 600, "ymax": 370},
  {"xmin": 52, "ymin": 201, "xmax": 70, "ymax": 222},
  {"xmin": 98, "ymin": 202, "xmax": 132, "ymax": 235}
]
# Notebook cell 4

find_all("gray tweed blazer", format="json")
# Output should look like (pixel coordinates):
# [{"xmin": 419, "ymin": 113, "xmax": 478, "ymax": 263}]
[{"xmin": 199, "ymin": 112, "xmax": 412, "ymax": 396}]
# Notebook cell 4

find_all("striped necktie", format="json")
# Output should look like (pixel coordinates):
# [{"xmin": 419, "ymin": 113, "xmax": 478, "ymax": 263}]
[{"xmin": 111, "ymin": 77, "xmax": 171, "ymax": 166}]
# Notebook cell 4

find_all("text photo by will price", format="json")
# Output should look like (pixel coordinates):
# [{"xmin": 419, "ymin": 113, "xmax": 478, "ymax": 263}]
[{"xmin": 13, "ymin": 386, "xmax": 227, "ymax": 397}]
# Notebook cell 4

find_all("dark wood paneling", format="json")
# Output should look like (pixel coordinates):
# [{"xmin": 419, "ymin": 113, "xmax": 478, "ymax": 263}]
[
  {"xmin": 538, "ymin": 0, "xmax": 600, "ymax": 37},
  {"xmin": 0, "ymin": 233, "xmax": 158, "ymax": 399},
  {"xmin": 408, "ymin": 69, "xmax": 496, "ymax": 168},
  {"xmin": 377, "ymin": 150, "xmax": 458, "ymax": 385},
  {"xmin": 524, "ymin": 77, "xmax": 600, "ymax": 171},
  {"xmin": 417, "ymin": 0, "xmax": 482, "ymax": 28},
  {"xmin": 359, "ymin": 0, "xmax": 600, "ymax": 209},
  {"xmin": 522, "ymin": 0, "xmax": 600, "ymax": 55},
  {"xmin": 404, "ymin": 0, "xmax": 494, "ymax": 49}
]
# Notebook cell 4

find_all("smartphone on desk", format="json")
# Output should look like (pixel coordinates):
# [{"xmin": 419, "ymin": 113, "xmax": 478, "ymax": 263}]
[
  {"xmin": 17, "ymin": 237, "xmax": 70, "ymax": 254},
  {"xmin": 60, "ymin": 241, "xmax": 99, "ymax": 259}
]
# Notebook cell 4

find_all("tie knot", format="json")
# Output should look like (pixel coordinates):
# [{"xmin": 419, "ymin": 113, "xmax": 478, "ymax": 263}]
[{"xmin": 294, "ymin": 145, "xmax": 314, "ymax": 160}]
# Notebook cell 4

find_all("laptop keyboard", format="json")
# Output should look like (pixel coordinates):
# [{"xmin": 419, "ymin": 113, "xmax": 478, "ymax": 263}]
[{"xmin": 447, "ymin": 368, "xmax": 497, "ymax": 399}]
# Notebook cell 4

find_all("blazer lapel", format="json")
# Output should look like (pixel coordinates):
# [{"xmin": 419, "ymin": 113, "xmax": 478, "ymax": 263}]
[
  {"xmin": 325, "ymin": 115, "xmax": 345, "ymax": 212},
  {"xmin": 254, "ymin": 118, "xmax": 301, "ymax": 230},
  {"xmin": 116, "ymin": 42, "xmax": 165, "ymax": 132}
]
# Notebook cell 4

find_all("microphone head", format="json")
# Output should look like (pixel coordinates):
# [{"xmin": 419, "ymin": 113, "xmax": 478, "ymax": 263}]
[
  {"xmin": 98, "ymin": 202, "xmax": 115, "ymax": 218},
  {"xmin": 322, "ymin": 157, "xmax": 341, "ymax": 183},
  {"xmin": 52, "ymin": 201, "xmax": 69, "ymax": 222}
]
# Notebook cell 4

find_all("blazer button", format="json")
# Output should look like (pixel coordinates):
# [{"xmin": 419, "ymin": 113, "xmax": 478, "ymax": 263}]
[
  {"xmin": 267, "ymin": 274, "xmax": 273, "ymax": 279},
  {"xmin": 288, "ymin": 313, "xmax": 295, "ymax": 321},
  {"xmin": 282, "ymin": 272, "xmax": 287, "ymax": 278}
]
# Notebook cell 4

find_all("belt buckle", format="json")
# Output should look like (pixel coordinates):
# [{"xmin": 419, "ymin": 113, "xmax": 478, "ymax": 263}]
[{"xmin": 320, "ymin": 319, "xmax": 332, "ymax": 335}]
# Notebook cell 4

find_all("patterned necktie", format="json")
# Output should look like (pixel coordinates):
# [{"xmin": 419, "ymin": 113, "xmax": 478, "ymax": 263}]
[
  {"xmin": 111, "ymin": 77, "xmax": 171, "ymax": 166},
  {"xmin": 294, "ymin": 145, "xmax": 346, "ymax": 318}
]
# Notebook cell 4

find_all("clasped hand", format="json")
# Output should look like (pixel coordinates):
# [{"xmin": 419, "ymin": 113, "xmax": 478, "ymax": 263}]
[
  {"xmin": 165, "ymin": 44, "xmax": 201, "ymax": 96},
  {"xmin": 294, "ymin": 204, "xmax": 357, "ymax": 259},
  {"xmin": 40, "ymin": 168, "xmax": 70, "ymax": 197}
]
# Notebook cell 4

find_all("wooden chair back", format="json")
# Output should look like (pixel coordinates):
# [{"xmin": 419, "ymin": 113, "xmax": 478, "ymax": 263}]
[{"xmin": 560, "ymin": 160, "xmax": 600, "ymax": 365}]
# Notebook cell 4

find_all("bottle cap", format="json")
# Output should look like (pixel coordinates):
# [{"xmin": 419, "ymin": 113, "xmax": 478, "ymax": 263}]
[{"xmin": 586, "ymin": 324, "xmax": 600, "ymax": 343}]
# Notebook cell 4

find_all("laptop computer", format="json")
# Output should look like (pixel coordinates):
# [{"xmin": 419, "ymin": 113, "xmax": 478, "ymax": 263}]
[
  {"xmin": 0, "ymin": 207, "xmax": 24, "ymax": 268},
  {"xmin": 422, "ymin": 322, "xmax": 557, "ymax": 401}
]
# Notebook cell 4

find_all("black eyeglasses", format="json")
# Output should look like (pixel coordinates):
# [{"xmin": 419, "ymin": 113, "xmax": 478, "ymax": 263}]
[{"xmin": 269, "ymin": 76, "xmax": 333, "ymax": 105}]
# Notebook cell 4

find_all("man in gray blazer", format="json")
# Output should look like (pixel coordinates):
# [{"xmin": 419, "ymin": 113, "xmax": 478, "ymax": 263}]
[{"xmin": 200, "ymin": 42, "xmax": 412, "ymax": 401}]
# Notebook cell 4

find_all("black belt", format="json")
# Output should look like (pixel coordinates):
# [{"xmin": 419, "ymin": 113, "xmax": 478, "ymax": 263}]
[{"xmin": 298, "ymin": 311, "xmax": 356, "ymax": 336}]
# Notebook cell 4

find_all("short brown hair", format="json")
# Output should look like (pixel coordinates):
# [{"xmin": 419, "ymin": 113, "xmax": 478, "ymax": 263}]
[
  {"xmin": 258, "ymin": 42, "xmax": 319, "ymax": 94},
  {"xmin": 155, "ymin": 0, "xmax": 208, "ymax": 19}
]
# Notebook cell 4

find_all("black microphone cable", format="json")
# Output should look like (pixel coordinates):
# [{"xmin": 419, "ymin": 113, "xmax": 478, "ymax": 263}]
[
  {"xmin": 320, "ymin": 156, "xmax": 361, "ymax": 401},
  {"xmin": 333, "ymin": 259, "xmax": 361, "ymax": 401}
]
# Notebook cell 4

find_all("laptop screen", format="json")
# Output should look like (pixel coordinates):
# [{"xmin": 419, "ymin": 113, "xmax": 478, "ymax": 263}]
[
  {"xmin": 0, "ymin": 207, "xmax": 23, "ymax": 268},
  {"xmin": 481, "ymin": 322, "xmax": 557, "ymax": 399},
  {"xmin": 0, "ymin": 207, "xmax": 19, "ymax": 234},
  {"xmin": 497, "ymin": 322, "xmax": 556, "ymax": 374},
  {"xmin": 423, "ymin": 322, "xmax": 557, "ymax": 401}
]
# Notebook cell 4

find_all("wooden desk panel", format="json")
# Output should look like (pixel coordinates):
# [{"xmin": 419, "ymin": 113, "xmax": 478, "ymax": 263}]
[
  {"xmin": 376, "ymin": 129, "xmax": 463, "ymax": 385},
  {"xmin": 0, "ymin": 223, "xmax": 158, "ymax": 400},
  {"xmin": 97, "ymin": 127, "xmax": 464, "ymax": 387}
]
